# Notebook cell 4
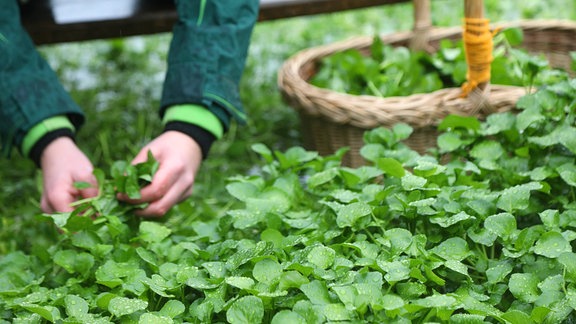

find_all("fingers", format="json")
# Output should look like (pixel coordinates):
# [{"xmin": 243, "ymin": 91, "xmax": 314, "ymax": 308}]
[{"xmin": 122, "ymin": 160, "xmax": 195, "ymax": 217}]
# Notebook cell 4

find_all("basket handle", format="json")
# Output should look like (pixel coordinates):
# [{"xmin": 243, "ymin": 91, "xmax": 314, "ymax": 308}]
[
  {"xmin": 409, "ymin": 0, "xmax": 433, "ymax": 52},
  {"xmin": 462, "ymin": 0, "xmax": 490, "ymax": 93}
]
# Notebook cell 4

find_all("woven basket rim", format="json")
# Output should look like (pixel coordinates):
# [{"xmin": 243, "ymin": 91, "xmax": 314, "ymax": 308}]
[{"xmin": 278, "ymin": 19, "xmax": 576, "ymax": 129}]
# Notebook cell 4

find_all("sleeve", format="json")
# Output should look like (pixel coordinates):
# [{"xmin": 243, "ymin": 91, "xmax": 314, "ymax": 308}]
[
  {"xmin": 160, "ymin": 0, "xmax": 259, "ymax": 132},
  {"xmin": 0, "ymin": 1, "xmax": 84, "ymax": 157}
]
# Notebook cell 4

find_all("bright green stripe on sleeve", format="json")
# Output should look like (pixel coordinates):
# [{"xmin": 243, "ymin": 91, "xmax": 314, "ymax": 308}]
[
  {"xmin": 163, "ymin": 104, "xmax": 224, "ymax": 139},
  {"xmin": 21, "ymin": 116, "xmax": 75, "ymax": 157}
]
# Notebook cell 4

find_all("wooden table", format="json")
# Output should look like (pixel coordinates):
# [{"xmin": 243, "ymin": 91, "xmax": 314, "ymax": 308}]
[{"xmin": 20, "ymin": 0, "xmax": 410, "ymax": 45}]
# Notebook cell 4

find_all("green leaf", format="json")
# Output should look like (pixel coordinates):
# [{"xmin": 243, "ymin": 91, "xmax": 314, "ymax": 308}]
[
  {"xmin": 501, "ymin": 310, "xmax": 531, "ymax": 324},
  {"xmin": 556, "ymin": 163, "xmax": 576, "ymax": 186},
  {"xmin": 271, "ymin": 310, "xmax": 306, "ymax": 324},
  {"xmin": 431, "ymin": 237, "xmax": 470, "ymax": 261},
  {"xmin": 486, "ymin": 261, "xmax": 513, "ymax": 284},
  {"xmin": 413, "ymin": 294, "xmax": 457, "ymax": 308},
  {"xmin": 401, "ymin": 173, "xmax": 427, "ymax": 190},
  {"xmin": 108, "ymin": 297, "xmax": 148, "ymax": 318},
  {"xmin": 65, "ymin": 295, "xmax": 89, "ymax": 320},
  {"xmin": 139, "ymin": 221, "xmax": 172, "ymax": 244},
  {"xmin": 335, "ymin": 202, "xmax": 372, "ymax": 228},
  {"xmin": 497, "ymin": 182, "xmax": 542, "ymax": 213},
  {"xmin": 226, "ymin": 296, "xmax": 264, "ymax": 324},
  {"xmin": 470, "ymin": 140, "xmax": 504, "ymax": 161},
  {"xmin": 307, "ymin": 245, "xmax": 336, "ymax": 269},
  {"xmin": 484, "ymin": 213, "xmax": 517, "ymax": 240},
  {"xmin": 378, "ymin": 260, "xmax": 411, "ymax": 283},
  {"xmin": 438, "ymin": 115, "xmax": 481, "ymax": 131},
  {"xmin": 253, "ymin": 258, "xmax": 282, "ymax": 284},
  {"xmin": 437, "ymin": 132, "xmax": 463, "ymax": 152},
  {"xmin": 376, "ymin": 157, "xmax": 406, "ymax": 177},
  {"xmin": 159, "ymin": 300, "xmax": 185, "ymax": 318},
  {"xmin": 503, "ymin": 27, "xmax": 524, "ymax": 46},
  {"xmin": 533, "ymin": 231, "xmax": 572, "ymax": 258},
  {"xmin": 508, "ymin": 273, "xmax": 540, "ymax": 303},
  {"xmin": 540, "ymin": 209, "xmax": 560, "ymax": 230},
  {"xmin": 139, "ymin": 313, "xmax": 172, "ymax": 324},
  {"xmin": 225, "ymin": 276, "xmax": 255, "ymax": 290},
  {"xmin": 449, "ymin": 313, "xmax": 487, "ymax": 324},
  {"xmin": 300, "ymin": 280, "xmax": 333, "ymax": 305},
  {"xmin": 21, "ymin": 304, "xmax": 61, "ymax": 322},
  {"xmin": 226, "ymin": 182, "xmax": 260, "ymax": 201}
]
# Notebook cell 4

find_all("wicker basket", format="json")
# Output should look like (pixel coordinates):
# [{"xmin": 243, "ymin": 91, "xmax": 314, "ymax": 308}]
[{"xmin": 278, "ymin": 6, "xmax": 576, "ymax": 167}]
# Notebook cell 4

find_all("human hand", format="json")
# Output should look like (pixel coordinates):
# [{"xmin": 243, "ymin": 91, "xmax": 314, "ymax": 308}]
[
  {"xmin": 40, "ymin": 137, "xmax": 98, "ymax": 213},
  {"xmin": 120, "ymin": 131, "xmax": 203, "ymax": 217}
]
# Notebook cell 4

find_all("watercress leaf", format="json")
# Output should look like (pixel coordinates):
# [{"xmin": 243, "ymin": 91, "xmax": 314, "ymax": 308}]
[
  {"xmin": 139, "ymin": 221, "xmax": 171, "ymax": 244},
  {"xmin": 430, "ymin": 211, "xmax": 475, "ymax": 228},
  {"xmin": 158, "ymin": 300, "xmax": 185, "ymax": 318},
  {"xmin": 376, "ymin": 157, "xmax": 405, "ymax": 177},
  {"xmin": 332, "ymin": 285, "xmax": 357, "ymax": 308},
  {"xmin": 503, "ymin": 27, "xmax": 524, "ymax": 46},
  {"xmin": 539, "ymin": 209, "xmax": 560, "ymax": 230},
  {"xmin": 139, "ymin": 313, "xmax": 172, "ymax": 324},
  {"xmin": 307, "ymin": 245, "xmax": 336, "ymax": 270},
  {"xmin": 558, "ymin": 252, "xmax": 576, "ymax": 282},
  {"xmin": 335, "ymin": 202, "xmax": 372, "ymax": 228},
  {"xmin": 438, "ymin": 115, "xmax": 481, "ymax": 132},
  {"xmin": 279, "ymin": 271, "xmax": 309, "ymax": 290},
  {"xmin": 251, "ymin": 143, "xmax": 273, "ymax": 163},
  {"xmin": 226, "ymin": 296, "xmax": 264, "ymax": 324},
  {"xmin": 271, "ymin": 310, "xmax": 307, "ymax": 324},
  {"xmin": 202, "ymin": 261, "xmax": 227, "ymax": 279},
  {"xmin": 431, "ymin": 237, "xmax": 470, "ymax": 261},
  {"xmin": 497, "ymin": 182, "xmax": 542, "ymax": 213},
  {"xmin": 225, "ymin": 277, "xmax": 255, "ymax": 290},
  {"xmin": 322, "ymin": 303, "xmax": 353, "ymax": 321},
  {"xmin": 253, "ymin": 258, "xmax": 282, "ymax": 284},
  {"xmin": 484, "ymin": 213, "xmax": 516, "ymax": 239},
  {"xmin": 412, "ymin": 294, "xmax": 457, "ymax": 308},
  {"xmin": 449, "ymin": 313, "xmax": 487, "ymax": 323},
  {"xmin": 501, "ymin": 310, "xmax": 531, "ymax": 324},
  {"xmin": 300, "ymin": 280, "xmax": 333, "ymax": 305},
  {"xmin": 377, "ymin": 260, "xmax": 410, "ymax": 283},
  {"xmin": 483, "ymin": 112, "xmax": 516, "ymax": 135},
  {"xmin": 533, "ymin": 231, "xmax": 572, "ymax": 258},
  {"xmin": 467, "ymin": 226, "xmax": 497, "ymax": 246},
  {"xmin": 392, "ymin": 123, "xmax": 413, "ymax": 141},
  {"xmin": 226, "ymin": 182, "xmax": 260, "ymax": 201},
  {"xmin": 65, "ymin": 295, "xmax": 89, "ymax": 320},
  {"xmin": 401, "ymin": 173, "xmax": 427, "ymax": 190},
  {"xmin": 508, "ymin": 273, "xmax": 540, "ymax": 303},
  {"xmin": 307, "ymin": 168, "xmax": 339, "ymax": 188},
  {"xmin": 556, "ymin": 163, "xmax": 576, "ymax": 186},
  {"xmin": 20, "ymin": 304, "xmax": 61, "ymax": 322},
  {"xmin": 108, "ymin": 297, "xmax": 148, "ymax": 318},
  {"xmin": 470, "ymin": 140, "xmax": 504, "ymax": 161},
  {"xmin": 437, "ymin": 132, "xmax": 463, "ymax": 153},
  {"xmin": 486, "ymin": 261, "xmax": 513, "ymax": 284}
]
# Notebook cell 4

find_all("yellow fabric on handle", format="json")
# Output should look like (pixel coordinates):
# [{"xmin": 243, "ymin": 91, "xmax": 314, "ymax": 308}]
[{"xmin": 460, "ymin": 17, "xmax": 496, "ymax": 97}]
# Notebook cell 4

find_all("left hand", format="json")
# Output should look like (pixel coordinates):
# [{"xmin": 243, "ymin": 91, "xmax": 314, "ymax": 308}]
[{"xmin": 120, "ymin": 131, "xmax": 203, "ymax": 217}]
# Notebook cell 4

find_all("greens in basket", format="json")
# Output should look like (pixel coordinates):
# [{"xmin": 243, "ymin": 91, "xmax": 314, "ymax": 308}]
[{"xmin": 310, "ymin": 27, "xmax": 571, "ymax": 97}]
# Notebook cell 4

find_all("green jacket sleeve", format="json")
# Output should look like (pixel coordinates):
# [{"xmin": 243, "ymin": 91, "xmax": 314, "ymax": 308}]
[
  {"xmin": 0, "ymin": 1, "xmax": 84, "ymax": 156},
  {"xmin": 160, "ymin": 0, "xmax": 259, "ymax": 131}
]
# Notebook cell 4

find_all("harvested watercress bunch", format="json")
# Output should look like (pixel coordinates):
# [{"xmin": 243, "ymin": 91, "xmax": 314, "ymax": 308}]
[{"xmin": 310, "ymin": 27, "xmax": 568, "ymax": 97}]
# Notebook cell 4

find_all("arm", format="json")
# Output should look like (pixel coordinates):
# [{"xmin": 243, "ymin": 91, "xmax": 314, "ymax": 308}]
[
  {"xmin": 1, "ymin": 1, "xmax": 97, "ymax": 212},
  {"xmin": 123, "ymin": 0, "xmax": 259, "ymax": 217}
]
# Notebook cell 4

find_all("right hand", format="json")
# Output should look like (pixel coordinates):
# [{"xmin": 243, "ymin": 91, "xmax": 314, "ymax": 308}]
[{"xmin": 39, "ymin": 137, "xmax": 98, "ymax": 213}]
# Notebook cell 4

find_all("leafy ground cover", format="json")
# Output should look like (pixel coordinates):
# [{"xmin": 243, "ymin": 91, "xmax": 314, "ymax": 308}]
[
  {"xmin": 2, "ymin": 74, "xmax": 576, "ymax": 322},
  {"xmin": 1, "ymin": 0, "xmax": 576, "ymax": 322}
]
